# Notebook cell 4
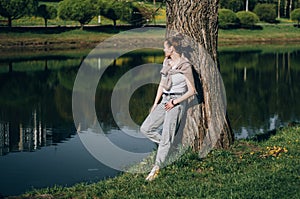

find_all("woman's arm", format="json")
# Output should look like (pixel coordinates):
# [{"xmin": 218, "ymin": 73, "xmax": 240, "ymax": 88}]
[
  {"xmin": 154, "ymin": 85, "xmax": 164, "ymax": 105},
  {"xmin": 164, "ymin": 76, "xmax": 195, "ymax": 111},
  {"xmin": 173, "ymin": 77, "xmax": 195, "ymax": 105},
  {"xmin": 150, "ymin": 85, "xmax": 164, "ymax": 112}
]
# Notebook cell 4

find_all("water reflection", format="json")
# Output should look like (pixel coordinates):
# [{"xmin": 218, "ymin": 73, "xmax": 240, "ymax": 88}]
[
  {"xmin": 219, "ymin": 48, "xmax": 300, "ymax": 138},
  {"xmin": 0, "ymin": 46, "xmax": 300, "ymax": 195},
  {"xmin": 0, "ymin": 53, "xmax": 82, "ymax": 156},
  {"xmin": 0, "ymin": 51, "xmax": 121, "ymax": 196},
  {"xmin": 1, "ymin": 48, "xmax": 300, "ymax": 153}
]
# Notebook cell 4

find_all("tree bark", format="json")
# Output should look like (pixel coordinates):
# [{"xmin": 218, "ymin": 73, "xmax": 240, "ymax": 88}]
[
  {"xmin": 289, "ymin": 0, "xmax": 292, "ymax": 19},
  {"xmin": 278, "ymin": 0, "xmax": 281, "ymax": 19},
  {"xmin": 8, "ymin": 17, "xmax": 12, "ymax": 28},
  {"xmin": 44, "ymin": 18, "xmax": 48, "ymax": 28},
  {"xmin": 166, "ymin": 0, "xmax": 234, "ymax": 157},
  {"xmin": 284, "ymin": 0, "xmax": 288, "ymax": 17}
]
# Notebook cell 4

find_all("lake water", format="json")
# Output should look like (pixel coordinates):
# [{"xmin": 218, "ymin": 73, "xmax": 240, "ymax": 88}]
[{"xmin": 1, "ymin": 45, "xmax": 300, "ymax": 196}]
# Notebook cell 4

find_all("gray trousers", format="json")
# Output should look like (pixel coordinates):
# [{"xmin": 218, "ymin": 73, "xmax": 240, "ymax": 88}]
[{"xmin": 140, "ymin": 94, "xmax": 185, "ymax": 166}]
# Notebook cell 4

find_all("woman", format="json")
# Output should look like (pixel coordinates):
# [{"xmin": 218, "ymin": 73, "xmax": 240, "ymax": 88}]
[{"xmin": 140, "ymin": 34, "xmax": 196, "ymax": 181}]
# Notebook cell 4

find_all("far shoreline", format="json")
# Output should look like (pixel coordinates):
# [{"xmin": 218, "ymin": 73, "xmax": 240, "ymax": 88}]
[{"xmin": 0, "ymin": 24, "xmax": 300, "ymax": 50}]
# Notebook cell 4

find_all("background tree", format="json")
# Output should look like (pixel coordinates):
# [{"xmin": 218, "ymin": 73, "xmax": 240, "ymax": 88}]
[
  {"xmin": 0, "ymin": 0, "xmax": 38, "ymax": 27},
  {"xmin": 166, "ymin": 0, "xmax": 234, "ymax": 156},
  {"xmin": 278, "ymin": 0, "xmax": 282, "ymax": 18},
  {"xmin": 254, "ymin": 3, "xmax": 277, "ymax": 23},
  {"xmin": 37, "ymin": 4, "xmax": 57, "ymax": 27},
  {"xmin": 99, "ymin": 0, "xmax": 132, "ymax": 26},
  {"xmin": 219, "ymin": 0, "xmax": 244, "ymax": 12},
  {"xmin": 283, "ymin": 0, "xmax": 293, "ymax": 17},
  {"xmin": 58, "ymin": 0, "xmax": 97, "ymax": 30},
  {"xmin": 130, "ymin": 2, "xmax": 156, "ymax": 26},
  {"xmin": 98, "ymin": 0, "xmax": 156, "ymax": 27},
  {"xmin": 291, "ymin": 8, "xmax": 300, "ymax": 26}
]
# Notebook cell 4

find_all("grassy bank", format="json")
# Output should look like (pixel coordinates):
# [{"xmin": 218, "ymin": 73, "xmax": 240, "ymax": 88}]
[
  {"xmin": 218, "ymin": 24, "xmax": 300, "ymax": 46},
  {"xmin": 8, "ymin": 125, "xmax": 300, "ymax": 199},
  {"xmin": 0, "ymin": 23, "xmax": 299, "ymax": 50}
]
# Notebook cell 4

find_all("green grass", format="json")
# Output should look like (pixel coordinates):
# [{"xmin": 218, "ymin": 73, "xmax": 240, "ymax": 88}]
[
  {"xmin": 0, "ymin": 29, "xmax": 112, "ymax": 49},
  {"xmin": 219, "ymin": 24, "xmax": 300, "ymax": 45},
  {"xmin": 0, "ymin": 23, "xmax": 299, "ymax": 50},
  {"xmin": 218, "ymin": 42, "xmax": 300, "ymax": 53},
  {"xmin": 8, "ymin": 125, "xmax": 300, "ymax": 199}
]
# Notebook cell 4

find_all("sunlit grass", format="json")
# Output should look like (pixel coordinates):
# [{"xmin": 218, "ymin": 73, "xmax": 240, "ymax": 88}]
[
  {"xmin": 218, "ymin": 24, "xmax": 300, "ymax": 45},
  {"xmin": 10, "ymin": 124, "xmax": 299, "ymax": 199},
  {"xmin": 1, "ymin": 23, "xmax": 298, "ymax": 49}
]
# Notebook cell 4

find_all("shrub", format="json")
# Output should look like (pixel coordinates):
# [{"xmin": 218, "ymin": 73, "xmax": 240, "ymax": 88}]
[
  {"xmin": 253, "ymin": 3, "xmax": 276, "ymax": 23},
  {"xmin": 291, "ymin": 8, "xmax": 300, "ymax": 27},
  {"xmin": 236, "ymin": 11, "xmax": 259, "ymax": 27},
  {"xmin": 58, "ymin": 0, "xmax": 97, "ymax": 30},
  {"xmin": 218, "ymin": 8, "xmax": 239, "ymax": 29}
]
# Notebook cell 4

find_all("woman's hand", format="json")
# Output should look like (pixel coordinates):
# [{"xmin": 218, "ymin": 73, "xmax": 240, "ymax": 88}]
[{"xmin": 164, "ymin": 99, "xmax": 175, "ymax": 111}]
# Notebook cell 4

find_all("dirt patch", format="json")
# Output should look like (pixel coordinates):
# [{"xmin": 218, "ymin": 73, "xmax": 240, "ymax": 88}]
[{"xmin": 231, "ymin": 141, "xmax": 262, "ymax": 157}]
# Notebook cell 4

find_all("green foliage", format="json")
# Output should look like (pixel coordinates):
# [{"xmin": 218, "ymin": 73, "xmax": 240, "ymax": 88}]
[
  {"xmin": 99, "ymin": 0, "xmax": 132, "ymax": 26},
  {"xmin": 98, "ymin": 0, "xmax": 156, "ymax": 26},
  {"xmin": 39, "ymin": 0, "xmax": 62, "ymax": 2},
  {"xmin": 131, "ymin": 2, "xmax": 156, "ymax": 26},
  {"xmin": 58, "ymin": 0, "xmax": 97, "ymax": 29},
  {"xmin": 0, "ymin": 0, "xmax": 38, "ymax": 27},
  {"xmin": 219, "ymin": 0, "xmax": 244, "ymax": 12},
  {"xmin": 218, "ymin": 9, "xmax": 239, "ymax": 29},
  {"xmin": 291, "ymin": 8, "xmax": 300, "ymax": 26},
  {"xmin": 37, "ymin": 4, "xmax": 57, "ymax": 27},
  {"xmin": 254, "ymin": 3, "xmax": 277, "ymax": 23},
  {"xmin": 236, "ymin": 11, "xmax": 259, "ymax": 27}
]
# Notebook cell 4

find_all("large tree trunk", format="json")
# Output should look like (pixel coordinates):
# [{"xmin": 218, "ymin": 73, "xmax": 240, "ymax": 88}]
[{"xmin": 166, "ymin": 0, "xmax": 234, "ymax": 157}]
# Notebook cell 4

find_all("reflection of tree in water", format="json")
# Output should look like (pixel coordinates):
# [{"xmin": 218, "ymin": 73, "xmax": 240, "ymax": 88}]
[
  {"xmin": 225, "ymin": 50, "xmax": 261, "ymax": 69},
  {"xmin": 1, "ymin": 48, "xmax": 300, "ymax": 153},
  {"xmin": 94, "ymin": 50, "xmax": 164, "ymax": 131},
  {"xmin": 0, "ymin": 69, "xmax": 76, "ymax": 155},
  {"xmin": 54, "ymin": 85, "xmax": 73, "ymax": 122},
  {"xmin": 220, "ymin": 50, "xmax": 300, "ymax": 137},
  {"xmin": 129, "ymin": 84, "xmax": 157, "ymax": 125}
]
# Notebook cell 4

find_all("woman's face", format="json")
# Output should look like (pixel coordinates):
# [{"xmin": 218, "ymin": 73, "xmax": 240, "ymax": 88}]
[{"xmin": 163, "ymin": 41, "xmax": 172, "ymax": 57}]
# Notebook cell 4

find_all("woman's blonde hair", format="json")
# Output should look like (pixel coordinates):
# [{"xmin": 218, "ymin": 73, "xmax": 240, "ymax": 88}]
[{"xmin": 165, "ymin": 33, "xmax": 184, "ymax": 54}]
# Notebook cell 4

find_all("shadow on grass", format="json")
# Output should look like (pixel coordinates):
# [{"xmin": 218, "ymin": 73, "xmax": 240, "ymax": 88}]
[
  {"xmin": 251, "ymin": 129, "xmax": 277, "ymax": 142},
  {"xmin": 251, "ymin": 121, "xmax": 300, "ymax": 142}
]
